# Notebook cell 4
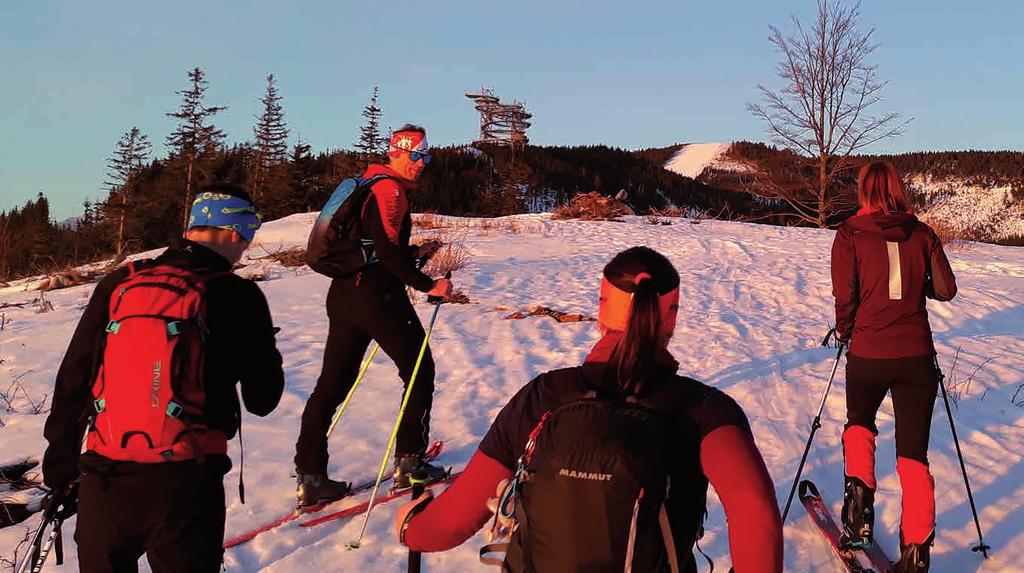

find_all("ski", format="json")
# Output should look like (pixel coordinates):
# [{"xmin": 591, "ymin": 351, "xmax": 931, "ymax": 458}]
[
  {"xmin": 799, "ymin": 480, "xmax": 892, "ymax": 573},
  {"xmin": 223, "ymin": 440, "xmax": 445, "ymax": 548},
  {"xmin": 299, "ymin": 470, "xmax": 461, "ymax": 528}
]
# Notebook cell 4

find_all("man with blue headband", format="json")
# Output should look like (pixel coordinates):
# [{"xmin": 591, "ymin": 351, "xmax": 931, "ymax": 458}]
[{"xmin": 42, "ymin": 183, "xmax": 284, "ymax": 572}]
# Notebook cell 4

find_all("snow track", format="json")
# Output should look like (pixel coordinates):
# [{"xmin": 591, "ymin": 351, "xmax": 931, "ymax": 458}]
[{"xmin": 1, "ymin": 213, "xmax": 1020, "ymax": 571}]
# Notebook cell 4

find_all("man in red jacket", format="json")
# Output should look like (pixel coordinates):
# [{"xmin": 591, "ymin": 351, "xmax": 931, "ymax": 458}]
[
  {"xmin": 832, "ymin": 161, "xmax": 957, "ymax": 573},
  {"xmin": 294, "ymin": 125, "xmax": 453, "ymax": 507}
]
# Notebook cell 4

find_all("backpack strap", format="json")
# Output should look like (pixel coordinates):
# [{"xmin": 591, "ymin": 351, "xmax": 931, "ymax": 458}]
[{"xmin": 659, "ymin": 503, "xmax": 681, "ymax": 573}]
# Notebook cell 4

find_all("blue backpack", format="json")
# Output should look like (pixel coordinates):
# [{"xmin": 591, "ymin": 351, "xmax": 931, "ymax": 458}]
[{"xmin": 306, "ymin": 175, "xmax": 394, "ymax": 278}]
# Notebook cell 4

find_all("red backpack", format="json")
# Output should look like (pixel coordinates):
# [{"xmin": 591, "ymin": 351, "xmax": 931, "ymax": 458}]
[{"xmin": 86, "ymin": 261, "xmax": 227, "ymax": 463}]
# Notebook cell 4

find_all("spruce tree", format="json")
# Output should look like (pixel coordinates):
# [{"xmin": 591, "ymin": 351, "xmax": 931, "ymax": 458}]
[
  {"xmin": 354, "ymin": 86, "xmax": 385, "ymax": 166},
  {"xmin": 166, "ymin": 67, "xmax": 227, "ymax": 230},
  {"xmin": 253, "ymin": 73, "xmax": 289, "ymax": 201},
  {"xmin": 104, "ymin": 127, "xmax": 152, "ymax": 256}
]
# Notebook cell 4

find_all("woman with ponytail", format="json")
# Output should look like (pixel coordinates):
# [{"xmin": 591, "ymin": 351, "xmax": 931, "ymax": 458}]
[
  {"xmin": 394, "ymin": 247, "xmax": 783, "ymax": 572},
  {"xmin": 831, "ymin": 161, "xmax": 957, "ymax": 573}
]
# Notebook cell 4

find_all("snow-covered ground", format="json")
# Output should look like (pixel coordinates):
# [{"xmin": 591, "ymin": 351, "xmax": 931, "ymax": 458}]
[
  {"xmin": 663, "ymin": 142, "xmax": 751, "ymax": 179},
  {"xmin": 1, "ymin": 213, "xmax": 1021, "ymax": 572}
]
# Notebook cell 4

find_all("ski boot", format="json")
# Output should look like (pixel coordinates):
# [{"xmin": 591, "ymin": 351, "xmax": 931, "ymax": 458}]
[
  {"xmin": 296, "ymin": 473, "xmax": 351, "ymax": 509},
  {"xmin": 393, "ymin": 454, "xmax": 449, "ymax": 490},
  {"xmin": 888, "ymin": 532, "xmax": 933, "ymax": 573},
  {"xmin": 839, "ymin": 475, "xmax": 875, "ymax": 550}
]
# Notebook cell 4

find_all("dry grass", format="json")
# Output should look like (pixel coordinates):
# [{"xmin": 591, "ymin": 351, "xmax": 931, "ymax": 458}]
[
  {"xmin": 945, "ymin": 346, "xmax": 994, "ymax": 406},
  {"xmin": 413, "ymin": 213, "xmax": 531, "ymax": 235},
  {"xmin": 504, "ymin": 305, "xmax": 596, "ymax": 324}
]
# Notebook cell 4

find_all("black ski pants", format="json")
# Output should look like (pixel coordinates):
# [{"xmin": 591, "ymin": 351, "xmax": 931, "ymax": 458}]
[
  {"xmin": 845, "ymin": 354, "xmax": 939, "ymax": 465},
  {"xmin": 295, "ymin": 280, "xmax": 435, "ymax": 474},
  {"xmin": 75, "ymin": 459, "xmax": 226, "ymax": 573}
]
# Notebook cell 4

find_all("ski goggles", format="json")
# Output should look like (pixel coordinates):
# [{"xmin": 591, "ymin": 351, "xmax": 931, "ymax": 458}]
[
  {"xmin": 597, "ymin": 273, "xmax": 679, "ymax": 336},
  {"xmin": 187, "ymin": 193, "xmax": 262, "ymax": 242},
  {"xmin": 409, "ymin": 150, "xmax": 431, "ymax": 165}
]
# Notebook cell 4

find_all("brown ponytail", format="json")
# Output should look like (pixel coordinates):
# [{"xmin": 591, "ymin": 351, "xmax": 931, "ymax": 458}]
[
  {"xmin": 601, "ymin": 247, "xmax": 680, "ymax": 396},
  {"xmin": 611, "ymin": 277, "xmax": 662, "ymax": 394}
]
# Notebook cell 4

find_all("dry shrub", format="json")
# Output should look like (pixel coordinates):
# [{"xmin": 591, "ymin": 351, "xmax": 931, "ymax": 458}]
[
  {"xmin": 553, "ymin": 192, "xmax": 630, "ymax": 221},
  {"xmin": 646, "ymin": 214, "xmax": 672, "ymax": 226},
  {"xmin": 925, "ymin": 217, "xmax": 973, "ymax": 253},
  {"xmin": 414, "ymin": 227, "xmax": 472, "ymax": 277},
  {"xmin": 269, "ymin": 247, "xmax": 307, "ymax": 267}
]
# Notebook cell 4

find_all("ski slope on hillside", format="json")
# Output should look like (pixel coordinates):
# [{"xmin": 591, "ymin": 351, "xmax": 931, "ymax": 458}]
[
  {"xmin": 1, "ymin": 213, "xmax": 1022, "ymax": 572},
  {"xmin": 663, "ymin": 142, "xmax": 749, "ymax": 179}
]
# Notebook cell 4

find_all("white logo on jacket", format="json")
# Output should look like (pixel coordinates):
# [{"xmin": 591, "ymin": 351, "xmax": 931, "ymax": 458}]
[{"xmin": 558, "ymin": 468, "xmax": 613, "ymax": 482}]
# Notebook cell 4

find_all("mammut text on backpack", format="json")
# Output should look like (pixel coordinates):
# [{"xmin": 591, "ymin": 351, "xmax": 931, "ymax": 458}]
[
  {"xmin": 306, "ymin": 175, "xmax": 394, "ymax": 278},
  {"xmin": 504, "ymin": 396, "xmax": 676, "ymax": 573},
  {"xmin": 86, "ymin": 262, "xmax": 227, "ymax": 463}
]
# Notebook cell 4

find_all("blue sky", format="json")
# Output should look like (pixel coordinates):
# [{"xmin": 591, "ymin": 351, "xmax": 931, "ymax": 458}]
[{"xmin": 2, "ymin": 0, "xmax": 1021, "ymax": 218}]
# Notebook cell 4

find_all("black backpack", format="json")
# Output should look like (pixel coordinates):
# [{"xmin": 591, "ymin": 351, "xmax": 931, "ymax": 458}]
[
  {"xmin": 306, "ymin": 174, "xmax": 394, "ymax": 278},
  {"xmin": 498, "ymin": 380, "xmax": 681, "ymax": 573}
]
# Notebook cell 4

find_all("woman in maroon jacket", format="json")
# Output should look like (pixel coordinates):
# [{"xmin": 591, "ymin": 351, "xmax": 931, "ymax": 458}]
[
  {"xmin": 393, "ymin": 247, "xmax": 783, "ymax": 572},
  {"xmin": 831, "ymin": 161, "xmax": 957, "ymax": 573}
]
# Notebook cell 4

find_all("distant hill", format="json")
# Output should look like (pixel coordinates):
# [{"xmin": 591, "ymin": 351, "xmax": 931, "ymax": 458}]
[{"xmin": 661, "ymin": 141, "xmax": 1024, "ymax": 245}]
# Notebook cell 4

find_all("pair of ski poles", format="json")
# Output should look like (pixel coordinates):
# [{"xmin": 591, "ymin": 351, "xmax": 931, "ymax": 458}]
[
  {"xmin": 16, "ymin": 483, "xmax": 76, "ymax": 573},
  {"xmin": 324, "ymin": 272, "xmax": 451, "ymax": 572},
  {"xmin": 781, "ymin": 329, "xmax": 990, "ymax": 558}
]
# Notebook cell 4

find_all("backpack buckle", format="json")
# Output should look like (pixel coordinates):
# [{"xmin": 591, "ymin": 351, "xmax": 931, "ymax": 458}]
[
  {"xmin": 93, "ymin": 399, "xmax": 106, "ymax": 413},
  {"xmin": 161, "ymin": 450, "xmax": 174, "ymax": 461},
  {"xmin": 166, "ymin": 321, "xmax": 181, "ymax": 336},
  {"xmin": 166, "ymin": 401, "xmax": 184, "ymax": 419},
  {"xmin": 105, "ymin": 321, "xmax": 121, "ymax": 334}
]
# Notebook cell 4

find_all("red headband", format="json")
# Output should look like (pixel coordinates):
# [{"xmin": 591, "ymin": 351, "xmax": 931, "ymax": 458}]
[{"xmin": 598, "ymin": 274, "xmax": 679, "ymax": 336}]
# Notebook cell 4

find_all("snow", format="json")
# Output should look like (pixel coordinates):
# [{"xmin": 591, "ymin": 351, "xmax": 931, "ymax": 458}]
[
  {"xmin": 1, "ymin": 213, "xmax": 1022, "ymax": 572},
  {"xmin": 663, "ymin": 142, "xmax": 750, "ymax": 180}
]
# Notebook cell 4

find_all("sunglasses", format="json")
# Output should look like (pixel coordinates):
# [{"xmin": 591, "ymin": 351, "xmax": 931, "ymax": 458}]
[{"xmin": 409, "ymin": 150, "xmax": 431, "ymax": 165}]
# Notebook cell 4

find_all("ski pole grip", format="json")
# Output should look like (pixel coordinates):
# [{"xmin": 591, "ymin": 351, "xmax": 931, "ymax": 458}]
[{"xmin": 427, "ymin": 271, "xmax": 452, "ymax": 305}]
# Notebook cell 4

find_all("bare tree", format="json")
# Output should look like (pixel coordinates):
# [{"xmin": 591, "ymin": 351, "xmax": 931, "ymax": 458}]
[
  {"xmin": 166, "ymin": 67, "xmax": 227, "ymax": 231},
  {"xmin": 747, "ymin": 0, "xmax": 910, "ymax": 227},
  {"xmin": 252, "ymin": 73, "xmax": 289, "ymax": 201},
  {"xmin": 105, "ymin": 127, "xmax": 152, "ymax": 256}
]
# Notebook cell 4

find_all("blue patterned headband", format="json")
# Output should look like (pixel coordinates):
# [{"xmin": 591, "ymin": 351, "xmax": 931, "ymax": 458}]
[{"xmin": 187, "ymin": 192, "xmax": 262, "ymax": 242}]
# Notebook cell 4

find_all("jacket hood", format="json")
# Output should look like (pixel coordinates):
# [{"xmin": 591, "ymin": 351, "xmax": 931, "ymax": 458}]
[{"xmin": 845, "ymin": 212, "xmax": 918, "ymax": 242}]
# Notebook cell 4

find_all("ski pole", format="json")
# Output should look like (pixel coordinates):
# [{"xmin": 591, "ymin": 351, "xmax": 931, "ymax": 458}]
[
  {"xmin": 325, "ymin": 256, "xmax": 431, "ymax": 440},
  {"xmin": 407, "ymin": 474, "xmax": 427, "ymax": 573},
  {"xmin": 934, "ymin": 355, "xmax": 991, "ymax": 558},
  {"xmin": 347, "ymin": 272, "xmax": 450, "ymax": 550},
  {"xmin": 325, "ymin": 343, "xmax": 381, "ymax": 439},
  {"xmin": 781, "ymin": 331, "xmax": 845, "ymax": 522}
]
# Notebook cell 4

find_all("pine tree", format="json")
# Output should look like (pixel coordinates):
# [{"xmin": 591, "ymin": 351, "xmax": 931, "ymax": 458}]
[
  {"xmin": 105, "ymin": 127, "xmax": 152, "ymax": 256},
  {"xmin": 166, "ymin": 67, "xmax": 228, "ymax": 230},
  {"xmin": 354, "ymin": 86, "xmax": 386, "ymax": 166},
  {"xmin": 253, "ymin": 73, "xmax": 289, "ymax": 201}
]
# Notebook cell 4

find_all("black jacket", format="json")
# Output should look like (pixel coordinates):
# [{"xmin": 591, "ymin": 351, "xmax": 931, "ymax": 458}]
[{"xmin": 42, "ymin": 241, "xmax": 284, "ymax": 489}]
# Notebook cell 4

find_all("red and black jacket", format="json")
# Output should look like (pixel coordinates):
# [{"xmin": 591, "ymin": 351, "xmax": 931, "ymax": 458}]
[
  {"xmin": 42, "ymin": 241, "xmax": 284, "ymax": 489},
  {"xmin": 403, "ymin": 334, "xmax": 783, "ymax": 573},
  {"xmin": 831, "ymin": 212, "xmax": 957, "ymax": 359},
  {"xmin": 353, "ymin": 164, "xmax": 434, "ymax": 293}
]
